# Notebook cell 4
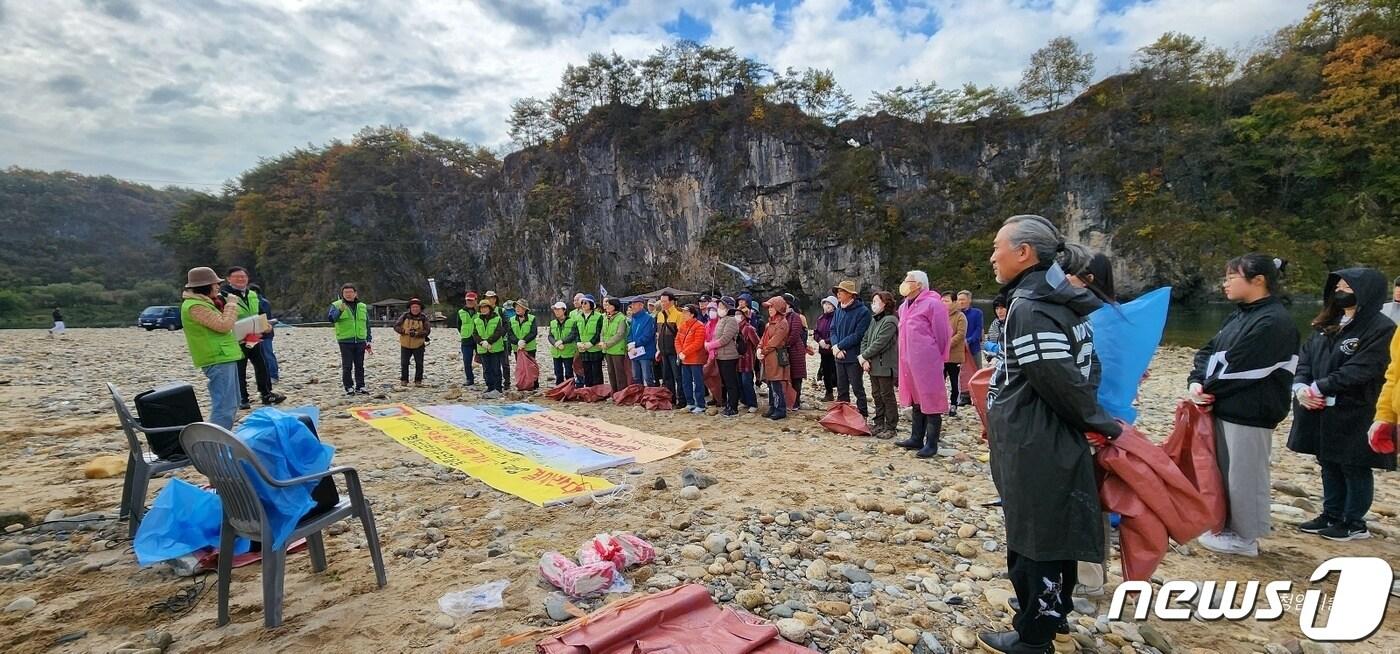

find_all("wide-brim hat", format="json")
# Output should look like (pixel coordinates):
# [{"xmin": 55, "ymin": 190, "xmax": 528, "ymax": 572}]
[
  {"xmin": 551, "ymin": 301, "xmax": 568, "ymax": 310},
  {"xmin": 514, "ymin": 299, "xmax": 529, "ymax": 311},
  {"xmin": 185, "ymin": 267, "xmax": 223, "ymax": 288},
  {"xmin": 832, "ymin": 280, "xmax": 859, "ymax": 295}
]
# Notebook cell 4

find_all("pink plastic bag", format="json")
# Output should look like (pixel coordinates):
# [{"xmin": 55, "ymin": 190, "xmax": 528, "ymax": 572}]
[
  {"xmin": 539, "ymin": 551, "xmax": 616, "ymax": 597},
  {"xmin": 578, "ymin": 533, "xmax": 656, "ymax": 571}
]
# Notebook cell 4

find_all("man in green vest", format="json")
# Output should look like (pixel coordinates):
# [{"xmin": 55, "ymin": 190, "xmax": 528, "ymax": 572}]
[
  {"xmin": 474, "ymin": 300, "xmax": 508, "ymax": 396},
  {"xmin": 180, "ymin": 267, "xmax": 244, "ymax": 429},
  {"xmin": 457, "ymin": 291, "xmax": 480, "ymax": 386},
  {"xmin": 575, "ymin": 295, "xmax": 606, "ymax": 387},
  {"xmin": 600, "ymin": 298, "xmax": 631, "ymax": 391},
  {"xmin": 222, "ymin": 267, "xmax": 284, "ymax": 408},
  {"xmin": 509, "ymin": 299, "xmax": 538, "ymax": 390},
  {"xmin": 328, "ymin": 283, "xmax": 372, "ymax": 396},
  {"xmin": 547, "ymin": 302, "xmax": 578, "ymax": 385}
]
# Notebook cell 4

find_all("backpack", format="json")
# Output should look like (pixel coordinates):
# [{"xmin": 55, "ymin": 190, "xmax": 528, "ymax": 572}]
[{"xmin": 735, "ymin": 326, "xmax": 750, "ymax": 357}]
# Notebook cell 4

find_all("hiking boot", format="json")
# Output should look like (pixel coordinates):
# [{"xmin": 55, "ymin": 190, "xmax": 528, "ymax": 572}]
[
  {"xmin": 1299, "ymin": 514, "xmax": 1337, "ymax": 534},
  {"xmin": 977, "ymin": 630, "xmax": 1052, "ymax": 654},
  {"xmin": 915, "ymin": 442, "xmax": 940, "ymax": 458},
  {"xmin": 238, "ymin": 400, "xmax": 251, "ymax": 410},
  {"xmin": 1318, "ymin": 522, "xmax": 1370, "ymax": 542},
  {"xmin": 1197, "ymin": 531, "xmax": 1259, "ymax": 557},
  {"xmin": 261, "ymin": 392, "xmax": 286, "ymax": 405}
]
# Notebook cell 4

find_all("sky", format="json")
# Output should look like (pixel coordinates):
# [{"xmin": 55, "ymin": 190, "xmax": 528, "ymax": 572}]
[{"xmin": 0, "ymin": 0, "xmax": 1314, "ymax": 188}]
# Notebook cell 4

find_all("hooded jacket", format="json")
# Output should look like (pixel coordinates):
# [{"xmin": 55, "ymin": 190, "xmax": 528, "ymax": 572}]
[
  {"xmin": 897, "ymin": 289, "xmax": 952, "ymax": 413},
  {"xmin": 760, "ymin": 298, "xmax": 791, "ymax": 382},
  {"xmin": 946, "ymin": 303, "xmax": 968, "ymax": 362},
  {"xmin": 1288, "ymin": 268, "xmax": 1397, "ymax": 471},
  {"xmin": 987, "ymin": 265, "xmax": 1122, "ymax": 563},
  {"xmin": 1188, "ymin": 296, "xmax": 1300, "ymax": 428},
  {"xmin": 859, "ymin": 309, "xmax": 898, "ymax": 378}
]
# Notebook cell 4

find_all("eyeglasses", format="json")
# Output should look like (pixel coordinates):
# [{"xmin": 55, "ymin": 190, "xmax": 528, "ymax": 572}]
[{"xmin": 1222, "ymin": 274, "xmax": 1243, "ymax": 284}]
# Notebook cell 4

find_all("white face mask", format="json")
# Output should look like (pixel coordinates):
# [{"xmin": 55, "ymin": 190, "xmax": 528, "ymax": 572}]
[
  {"xmin": 872, "ymin": 300, "xmax": 884, "ymax": 314},
  {"xmin": 708, "ymin": 309, "xmax": 718, "ymax": 319}
]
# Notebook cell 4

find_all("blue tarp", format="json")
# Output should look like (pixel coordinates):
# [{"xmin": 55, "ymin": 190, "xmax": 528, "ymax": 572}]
[
  {"xmin": 134, "ymin": 478, "xmax": 250, "ymax": 566},
  {"xmin": 1091, "ymin": 287, "xmax": 1172, "ymax": 424},
  {"xmin": 237, "ymin": 406, "xmax": 334, "ymax": 548}
]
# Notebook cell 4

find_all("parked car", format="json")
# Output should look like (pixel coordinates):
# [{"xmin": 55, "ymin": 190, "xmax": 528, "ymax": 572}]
[{"xmin": 138, "ymin": 305, "xmax": 181, "ymax": 331}]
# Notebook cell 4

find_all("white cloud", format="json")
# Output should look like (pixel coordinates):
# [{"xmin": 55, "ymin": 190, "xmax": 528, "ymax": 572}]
[{"xmin": 0, "ymin": 0, "xmax": 1314, "ymax": 185}]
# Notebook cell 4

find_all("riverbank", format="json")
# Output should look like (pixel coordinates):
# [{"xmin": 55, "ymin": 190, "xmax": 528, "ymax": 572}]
[{"xmin": 0, "ymin": 328, "xmax": 1394, "ymax": 653}]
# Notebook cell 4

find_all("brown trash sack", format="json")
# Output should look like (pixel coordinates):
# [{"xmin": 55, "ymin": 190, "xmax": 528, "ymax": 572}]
[
  {"xmin": 579, "ymin": 384, "xmax": 614, "ymax": 403},
  {"xmin": 516, "ymin": 351, "xmax": 540, "ymax": 391},
  {"xmin": 1160, "ymin": 399, "xmax": 1227, "ymax": 534},
  {"xmin": 611, "ymin": 384, "xmax": 644, "ymax": 406},
  {"xmin": 819, "ymin": 401, "xmax": 871, "ymax": 436},
  {"xmin": 702, "ymin": 358, "xmax": 723, "ymax": 407},
  {"xmin": 640, "ymin": 387, "xmax": 674, "ymax": 411},
  {"xmin": 545, "ymin": 379, "xmax": 578, "ymax": 402},
  {"xmin": 519, "ymin": 583, "xmax": 811, "ymax": 654}
]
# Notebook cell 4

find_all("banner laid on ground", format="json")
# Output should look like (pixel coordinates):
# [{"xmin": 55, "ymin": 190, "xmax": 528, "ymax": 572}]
[
  {"xmin": 349, "ymin": 404, "xmax": 617, "ymax": 506},
  {"xmin": 420, "ymin": 404, "xmax": 633, "ymax": 473},
  {"xmin": 509, "ymin": 409, "xmax": 702, "ymax": 463}
]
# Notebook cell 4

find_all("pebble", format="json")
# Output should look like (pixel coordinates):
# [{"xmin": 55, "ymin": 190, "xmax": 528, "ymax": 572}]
[
  {"xmin": 5, "ymin": 596, "xmax": 36, "ymax": 613},
  {"xmin": 816, "ymin": 600, "xmax": 851, "ymax": 616},
  {"xmin": 736, "ymin": 589, "xmax": 766, "ymax": 610},
  {"xmin": 1272, "ymin": 480, "xmax": 1309, "ymax": 498},
  {"xmin": 914, "ymin": 632, "xmax": 945, "ymax": 654},
  {"xmin": 680, "ymin": 485, "xmax": 701, "ymax": 500},
  {"xmin": 0, "ymin": 549, "xmax": 32, "ymax": 566},
  {"xmin": 951, "ymin": 627, "xmax": 977, "ymax": 649},
  {"xmin": 855, "ymin": 496, "xmax": 883, "ymax": 512},
  {"xmin": 968, "ymin": 565, "xmax": 993, "ymax": 580},
  {"xmin": 653, "ymin": 477, "xmax": 667, "ymax": 490},
  {"xmin": 681, "ymin": 467, "xmax": 716, "ymax": 489},
  {"xmin": 484, "ymin": 509, "xmax": 502, "ymax": 520},
  {"xmin": 893, "ymin": 628, "xmax": 919, "ymax": 645},
  {"xmin": 572, "ymin": 494, "xmax": 594, "ymax": 508},
  {"xmin": 807, "ymin": 559, "xmax": 830, "ymax": 580},
  {"xmin": 544, "ymin": 593, "xmax": 573, "ymax": 622},
  {"xmin": 1140, "ymin": 624, "xmax": 1172, "ymax": 653},
  {"xmin": 647, "ymin": 574, "xmax": 680, "ymax": 589},
  {"xmin": 431, "ymin": 614, "xmax": 455, "ymax": 630},
  {"xmin": 680, "ymin": 544, "xmax": 707, "ymax": 560},
  {"xmin": 904, "ymin": 507, "xmax": 929, "ymax": 524},
  {"xmin": 776, "ymin": 617, "xmax": 809, "ymax": 643},
  {"xmin": 957, "ymin": 524, "xmax": 978, "ymax": 538},
  {"xmin": 703, "ymin": 533, "xmax": 729, "ymax": 554},
  {"xmin": 841, "ymin": 566, "xmax": 873, "ymax": 583}
]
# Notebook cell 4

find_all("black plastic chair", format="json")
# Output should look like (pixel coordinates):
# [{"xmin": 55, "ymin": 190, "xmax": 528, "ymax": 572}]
[{"xmin": 107, "ymin": 383, "xmax": 193, "ymax": 538}]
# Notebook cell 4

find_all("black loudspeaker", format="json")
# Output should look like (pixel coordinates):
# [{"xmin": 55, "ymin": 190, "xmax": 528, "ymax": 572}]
[
  {"xmin": 294, "ymin": 414, "xmax": 342, "ymax": 519},
  {"xmin": 133, "ymin": 383, "xmax": 203, "ymax": 460}
]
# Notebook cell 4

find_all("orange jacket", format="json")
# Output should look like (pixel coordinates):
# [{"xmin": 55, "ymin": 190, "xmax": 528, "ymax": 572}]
[{"xmin": 677, "ymin": 318, "xmax": 707, "ymax": 365}]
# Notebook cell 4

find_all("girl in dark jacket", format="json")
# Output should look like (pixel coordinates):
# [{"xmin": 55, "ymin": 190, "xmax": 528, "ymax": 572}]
[
  {"xmin": 1289, "ymin": 268, "xmax": 1397, "ymax": 541},
  {"xmin": 1187, "ymin": 254, "xmax": 1300, "ymax": 557},
  {"xmin": 814, "ymin": 297, "xmax": 838, "ymax": 402}
]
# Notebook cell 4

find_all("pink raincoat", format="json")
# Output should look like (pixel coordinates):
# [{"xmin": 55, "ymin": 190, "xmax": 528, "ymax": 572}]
[{"xmin": 897, "ymin": 289, "xmax": 952, "ymax": 414}]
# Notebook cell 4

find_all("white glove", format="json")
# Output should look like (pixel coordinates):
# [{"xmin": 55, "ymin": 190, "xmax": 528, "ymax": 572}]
[{"xmin": 1187, "ymin": 382, "xmax": 1214, "ymax": 406}]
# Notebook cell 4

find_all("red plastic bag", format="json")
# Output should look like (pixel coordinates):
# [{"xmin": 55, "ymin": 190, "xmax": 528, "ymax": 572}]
[
  {"xmin": 969, "ymin": 366, "xmax": 993, "ymax": 442},
  {"xmin": 818, "ymin": 401, "xmax": 871, "ymax": 436},
  {"xmin": 612, "ymin": 384, "xmax": 644, "ymax": 406},
  {"xmin": 579, "ymin": 384, "xmax": 613, "ymax": 402},
  {"xmin": 515, "ymin": 351, "xmax": 540, "ymax": 391},
  {"xmin": 702, "ymin": 358, "xmax": 723, "ymax": 407},
  {"xmin": 1161, "ymin": 400, "xmax": 1227, "ymax": 534},
  {"xmin": 640, "ymin": 387, "xmax": 674, "ymax": 411},
  {"xmin": 545, "ymin": 379, "xmax": 577, "ymax": 402}
]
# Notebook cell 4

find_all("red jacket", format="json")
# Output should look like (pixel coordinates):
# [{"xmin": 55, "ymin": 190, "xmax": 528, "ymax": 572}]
[{"xmin": 677, "ymin": 318, "xmax": 707, "ymax": 365}]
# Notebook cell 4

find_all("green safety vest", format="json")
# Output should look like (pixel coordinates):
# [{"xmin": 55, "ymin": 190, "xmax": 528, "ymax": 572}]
[
  {"xmin": 181, "ymin": 297, "xmax": 243, "ymax": 368},
  {"xmin": 509, "ymin": 314, "xmax": 537, "ymax": 352},
  {"xmin": 332, "ymin": 300, "xmax": 369, "ymax": 341},
  {"xmin": 475, "ymin": 314, "xmax": 505, "ymax": 354},
  {"xmin": 576, "ymin": 312, "xmax": 603, "ymax": 350},
  {"xmin": 601, "ymin": 312, "xmax": 628, "ymax": 355},
  {"xmin": 233, "ymin": 289, "xmax": 259, "ymax": 320},
  {"xmin": 457, "ymin": 309, "xmax": 479, "ymax": 341},
  {"xmin": 549, "ymin": 317, "xmax": 578, "ymax": 358}
]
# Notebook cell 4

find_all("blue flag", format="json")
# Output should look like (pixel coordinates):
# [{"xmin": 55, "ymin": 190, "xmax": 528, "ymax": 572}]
[{"xmin": 1090, "ymin": 287, "xmax": 1171, "ymax": 424}]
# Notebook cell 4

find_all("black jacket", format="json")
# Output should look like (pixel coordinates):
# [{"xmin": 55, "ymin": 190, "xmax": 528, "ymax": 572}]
[
  {"xmin": 1188, "ymin": 296, "xmax": 1301, "ymax": 428},
  {"xmin": 987, "ymin": 266, "xmax": 1121, "ymax": 563},
  {"xmin": 1288, "ymin": 268, "xmax": 1397, "ymax": 470}
]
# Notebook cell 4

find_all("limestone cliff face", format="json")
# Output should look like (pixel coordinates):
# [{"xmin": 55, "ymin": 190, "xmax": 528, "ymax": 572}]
[{"xmin": 430, "ymin": 89, "xmax": 1166, "ymax": 308}]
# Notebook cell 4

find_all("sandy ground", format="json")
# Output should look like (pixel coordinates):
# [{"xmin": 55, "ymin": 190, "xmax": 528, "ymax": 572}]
[{"xmin": 0, "ymin": 327, "xmax": 1395, "ymax": 654}]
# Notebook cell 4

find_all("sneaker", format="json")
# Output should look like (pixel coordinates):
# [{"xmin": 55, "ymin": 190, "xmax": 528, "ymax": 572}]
[
  {"xmin": 947, "ymin": 405, "xmax": 958, "ymax": 417},
  {"xmin": 482, "ymin": 390, "xmax": 502, "ymax": 400},
  {"xmin": 768, "ymin": 412, "xmax": 787, "ymax": 420},
  {"xmin": 690, "ymin": 407, "xmax": 705, "ymax": 414},
  {"xmin": 355, "ymin": 387, "xmax": 369, "ymax": 395},
  {"xmin": 1197, "ymin": 531, "xmax": 1259, "ymax": 557},
  {"xmin": 345, "ymin": 388, "xmax": 356, "ymax": 397},
  {"xmin": 413, "ymin": 381, "xmax": 424, "ymax": 387},
  {"xmin": 1299, "ymin": 514, "xmax": 1337, "ymax": 534},
  {"xmin": 1318, "ymin": 522, "xmax": 1370, "ymax": 542},
  {"xmin": 722, "ymin": 410, "xmax": 738, "ymax": 417},
  {"xmin": 261, "ymin": 392, "xmax": 286, "ymax": 405},
  {"xmin": 238, "ymin": 400, "xmax": 251, "ymax": 410},
  {"xmin": 747, "ymin": 407, "xmax": 758, "ymax": 414}
]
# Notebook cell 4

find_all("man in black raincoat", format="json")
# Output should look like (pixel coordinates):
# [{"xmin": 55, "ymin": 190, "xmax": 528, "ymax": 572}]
[{"xmin": 980, "ymin": 215, "xmax": 1122, "ymax": 654}]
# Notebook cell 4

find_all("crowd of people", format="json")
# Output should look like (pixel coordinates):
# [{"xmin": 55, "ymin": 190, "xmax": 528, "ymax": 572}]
[{"xmin": 174, "ymin": 212, "xmax": 1400, "ymax": 654}]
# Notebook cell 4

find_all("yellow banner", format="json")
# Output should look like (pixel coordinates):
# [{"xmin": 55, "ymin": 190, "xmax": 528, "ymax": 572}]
[
  {"xmin": 349, "ymin": 404, "xmax": 616, "ymax": 506},
  {"xmin": 510, "ymin": 411, "xmax": 701, "ymax": 464}
]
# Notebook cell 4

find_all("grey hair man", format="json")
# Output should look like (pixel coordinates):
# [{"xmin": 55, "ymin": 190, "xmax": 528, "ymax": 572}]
[{"xmin": 979, "ymin": 214, "xmax": 1121, "ymax": 654}]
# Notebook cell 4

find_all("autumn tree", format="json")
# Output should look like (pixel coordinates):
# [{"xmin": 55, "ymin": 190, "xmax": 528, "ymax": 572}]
[
  {"xmin": 508, "ymin": 98, "xmax": 557, "ymax": 148},
  {"xmin": 1017, "ymin": 36, "xmax": 1095, "ymax": 110}
]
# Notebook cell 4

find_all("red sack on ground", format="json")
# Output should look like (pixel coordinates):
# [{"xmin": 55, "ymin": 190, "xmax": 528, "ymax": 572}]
[
  {"xmin": 545, "ymin": 379, "xmax": 577, "ymax": 401},
  {"xmin": 640, "ymin": 387, "xmax": 674, "ymax": 411},
  {"xmin": 580, "ymin": 384, "xmax": 613, "ymax": 402},
  {"xmin": 611, "ymin": 384, "xmax": 644, "ymax": 406},
  {"xmin": 819, "ymin": 401, "xmax": 871, "ymax": 436},
  {"xmin": 702, "ymin": 358, "xmax": 723, "ymax": 407},
  {"xmin": 969, "ymin": 366, "xmax": 993, "ymax": 442},
  {"xmin": 516, "ymin": 351, "xmax": 540, "ymax": 391},
  {"xmin": 1160, "ymin": 400, "xmax": 1227, "ymax": 534}
]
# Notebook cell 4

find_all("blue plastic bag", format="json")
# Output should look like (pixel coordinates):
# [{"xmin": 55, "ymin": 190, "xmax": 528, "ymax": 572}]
[
  {"xmin": 236, "ymin": 406, "xmax": 335, "ymax": 549},
  {"xmin": 134, "ymin": 478, "xmax": 250, "ymax": 566},
  {"xmin": 1091, "ymin": 287, "xmax": 1172, "ymax": 424}
]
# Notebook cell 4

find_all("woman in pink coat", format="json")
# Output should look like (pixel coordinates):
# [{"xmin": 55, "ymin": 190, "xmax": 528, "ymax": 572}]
[{"xmin": 895, "ymin": 270, "xmax": 953, "ymax": 458}]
